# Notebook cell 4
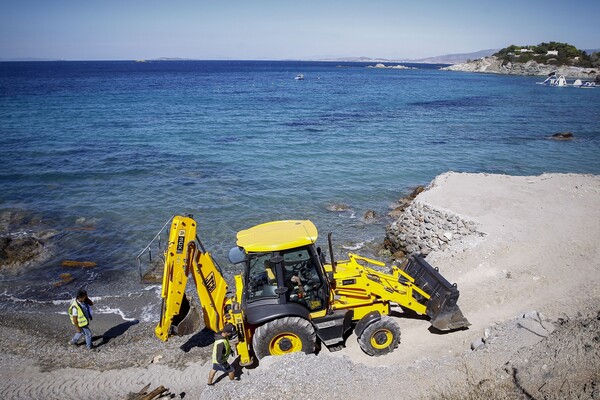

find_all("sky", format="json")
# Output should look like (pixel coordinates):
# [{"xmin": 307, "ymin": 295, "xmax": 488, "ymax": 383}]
[{"xmin": 1, "ymin": 0, "xmax": 599, "ymax": 61}]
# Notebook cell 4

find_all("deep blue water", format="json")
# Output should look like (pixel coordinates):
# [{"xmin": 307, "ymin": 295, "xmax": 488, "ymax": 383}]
[{"xmin": 1, "ymin": 60, "xmax": 599, "ymax": 319}]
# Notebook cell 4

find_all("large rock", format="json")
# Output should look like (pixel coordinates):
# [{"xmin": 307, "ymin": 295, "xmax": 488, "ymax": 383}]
[
  {"xmin": 550, "ymin": 132, "xmax": 574, "ymax": 140},
  {"xmin": 0, "ymin": 236, "xmax": 45, "ymax": 268},
  {"xmin": 0, "ymin": 209, "xmax": 56, "ymax": 270}
]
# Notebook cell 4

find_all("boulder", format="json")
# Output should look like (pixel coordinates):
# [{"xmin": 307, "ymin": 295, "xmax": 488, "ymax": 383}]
[
  {"xmin": 363, "ymin": 210, "xmax": 377, "ymax": 221},
  {"xmin": 550, "ymin": 132, "xmax": 574, "ymax": 140},
  {"xmin": 0, "ymin": 236, "xmax": 45, "ymax": 269},
  {"xmin": 0, "ymin": 209, "xmax": 57, "ymax": 271},
  {"xmin": 327, "ymin": 203, "xmax": 351, "ymax": 212}
]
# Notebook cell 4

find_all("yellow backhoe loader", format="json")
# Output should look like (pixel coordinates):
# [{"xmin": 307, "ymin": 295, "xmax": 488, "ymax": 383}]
[{"xmin": 140, "ymin": 214, "xmax": 469, "ymax": 365}]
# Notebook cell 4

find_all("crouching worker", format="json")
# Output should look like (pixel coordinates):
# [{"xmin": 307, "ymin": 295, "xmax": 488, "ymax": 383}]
[
  {"xmin": 68, "ymin": 289, "xmax": 95, "ymax": 350},
  {"xmin": 207, "ymin": 323, "xmax": 237, "ymax": 385}
]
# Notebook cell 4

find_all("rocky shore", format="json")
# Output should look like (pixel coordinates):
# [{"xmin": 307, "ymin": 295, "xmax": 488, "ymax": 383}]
[
  {"xmin": 442, "ymin": 55, "xmax": 598, "ymax": 78},
  {"xmin": 1, "ymin": 172, "xmax": 599, "ymax": 400}
]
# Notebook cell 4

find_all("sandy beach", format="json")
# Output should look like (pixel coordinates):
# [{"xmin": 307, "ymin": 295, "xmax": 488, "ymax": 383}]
[{"xmin": 1, "ymin": 172, "xmax": 599, "ymax": 400}]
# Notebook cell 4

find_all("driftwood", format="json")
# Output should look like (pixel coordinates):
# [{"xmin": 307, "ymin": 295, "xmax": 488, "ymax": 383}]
[
  {"xmin": 61, "ymin": 260, "xmax": 97, "ymax": 268},
  {"xmin": 52, "ymin": 273, "xmax": 74, "ymax": 287},
  {"xmin": 125, "ymin": 384, "xmax": 169, "ymax": 400}
]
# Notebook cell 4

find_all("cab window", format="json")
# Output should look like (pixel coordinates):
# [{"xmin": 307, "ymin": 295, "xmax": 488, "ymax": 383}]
[
  {"xmin": 246, "ymin": 253, "xmax": 277, "ymax": 301},
  {"xmin": 282, "ymin": 247, "xmax": 326, "ymax": 311}
]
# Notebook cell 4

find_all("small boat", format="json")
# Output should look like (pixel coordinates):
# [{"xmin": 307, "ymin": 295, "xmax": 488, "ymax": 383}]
[{"xmin": 294, "ymin": 74, "xmax": 304, "ymax": 80}]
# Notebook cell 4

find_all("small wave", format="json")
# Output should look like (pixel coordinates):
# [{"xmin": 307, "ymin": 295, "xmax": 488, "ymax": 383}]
[
  {"xmin": 56, "ymin": 305, "xmax": 137, "ymax": 322},
  {"xmin": 340, "ymin": 237, "xmax": 376, "ymax": 251},
  {"xmin": 93, "ymin": 306, "xmax": 138, "ymax": 321},
  {"xmin": 341, "ymin": 241, "xmax": 366, "ymax": 251},
  {"xmin": 142, "ymin": 285, "xmax": 161, "ymax": 291},
  {"xmin": 1, "ymin": 292, "xmax": 63, "ymax": 305},
  {"xmin": 0, "ymin": 291, "xmax": 154, "ymax": 306},
  {"xmin": 52, "ymin": 298, "xmax": 72, "ymax": 305},
  {"xmin": 4, "ymin": 230, "xmax": 36, "ymax": 238},
  {"xmin": 139, "ymin": 304, "xmax": 159, "ymax": 322}
]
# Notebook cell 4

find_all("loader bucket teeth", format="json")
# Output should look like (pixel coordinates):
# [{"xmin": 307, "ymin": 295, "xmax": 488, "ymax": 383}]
[
  {"xmin": 401, "ymin": 254, "xmax": 470, "ymax": 331},
  {"xmin": 172, "ymin": 295, "xmax": 202, "ymax": 336}
]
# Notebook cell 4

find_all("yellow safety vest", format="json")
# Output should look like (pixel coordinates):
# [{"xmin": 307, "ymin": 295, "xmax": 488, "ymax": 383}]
[
  {"xmin": 212, "ymin": 338, "xmax": 231, "ymax": 364},
  {"xmin": 69, "ymin": 300, "xmax": 89, "ymax": 327}
]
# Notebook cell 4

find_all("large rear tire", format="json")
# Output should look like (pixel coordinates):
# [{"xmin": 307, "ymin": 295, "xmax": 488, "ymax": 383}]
[
  {"xmin": 357, "ymin": 316, "xmax": 401, "ymax": 356},
  {"xmin": 252, "ymin": 316, "xmax": 316, "ymax": 359}
]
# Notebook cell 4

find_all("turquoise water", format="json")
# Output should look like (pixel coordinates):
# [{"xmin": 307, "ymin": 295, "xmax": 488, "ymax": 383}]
[{"xmin": 1, "ymin": 61, "xmax": 599, "ymax": 317}]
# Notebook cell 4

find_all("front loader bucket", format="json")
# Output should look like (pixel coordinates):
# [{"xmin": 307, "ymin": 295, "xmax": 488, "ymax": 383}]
[
  {"xmin": 172, "ymin": 295, "xmax": 202, "ymax": 336},
  {"xmin": 429, "ymin": 302, "xmax": 469, "ymax": 331},
  {"xmin": 401, "ymin": 255, "xmax": 470, "ymax": 331}
]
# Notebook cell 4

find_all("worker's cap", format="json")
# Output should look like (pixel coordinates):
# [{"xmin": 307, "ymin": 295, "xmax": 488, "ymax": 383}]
[{"xmin": 223, "ymin": 323, "xmax": 236, "ymax": 334}]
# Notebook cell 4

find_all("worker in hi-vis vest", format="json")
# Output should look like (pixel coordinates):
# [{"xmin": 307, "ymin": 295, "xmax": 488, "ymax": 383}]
[
  {"xmin": 68, "ymin": 289, "xmax": 96, "ymax": 350},
  {"xmin": 207, "ymin": 323, "xmax": 237, "ymax": 385}
]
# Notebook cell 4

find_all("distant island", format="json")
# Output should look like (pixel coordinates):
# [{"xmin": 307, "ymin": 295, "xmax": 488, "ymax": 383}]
[
  {"xmin": 367, "ymin": 63, "xmax": 416, "ymax": 70},
  {"xmin": 442, "ymin": 42, "xmax": 599, "ymax": 78},
  {"xmin": 3, "ymin": 43, "xmax": 599, "ymax": 69}
]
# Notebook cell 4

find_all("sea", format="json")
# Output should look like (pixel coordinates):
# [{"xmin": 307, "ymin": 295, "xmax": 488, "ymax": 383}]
[{"xmin": 1, "ymin": 60, "xmax": 599, "ymax": 322}]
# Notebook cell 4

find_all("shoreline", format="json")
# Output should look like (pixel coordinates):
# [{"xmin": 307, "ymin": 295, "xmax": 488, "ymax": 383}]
[{"xmin": 1, "ymin": 171, "xmax": 599, "ymax": 399}]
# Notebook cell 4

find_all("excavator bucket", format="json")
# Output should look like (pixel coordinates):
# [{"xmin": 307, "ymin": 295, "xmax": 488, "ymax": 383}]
[
  {"xmin": 401, "ymin": 255, "xmax": 470, "ymax": 331},
  {"xmin": 171, "ymin": 295, "xmax": 202, "ymax": 336}
]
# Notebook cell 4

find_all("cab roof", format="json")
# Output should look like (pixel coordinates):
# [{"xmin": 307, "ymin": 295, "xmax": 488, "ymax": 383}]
[{"xmin": 236, "ymin": 220, "xmax": 318, "ymax": 253}]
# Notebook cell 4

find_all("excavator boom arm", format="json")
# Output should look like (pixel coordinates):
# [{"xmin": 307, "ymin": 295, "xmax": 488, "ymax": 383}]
[{"xmin": 155, "ymin": 215, "xmax": 229, "ymax": 341}]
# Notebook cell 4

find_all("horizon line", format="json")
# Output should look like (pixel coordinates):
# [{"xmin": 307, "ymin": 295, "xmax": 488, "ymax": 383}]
[{"xmin": 0, "ymin": 57, "xmax": 453, "ymax": 64}]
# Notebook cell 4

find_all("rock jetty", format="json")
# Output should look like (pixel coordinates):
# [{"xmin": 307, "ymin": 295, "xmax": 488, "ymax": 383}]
[
  {"xmin": 442, "ymin": 56, "xmax": 597, "ymax": 78},
  {"xmin": 384, "ymin": 200, "xmax": 480, "ymax": 259}
]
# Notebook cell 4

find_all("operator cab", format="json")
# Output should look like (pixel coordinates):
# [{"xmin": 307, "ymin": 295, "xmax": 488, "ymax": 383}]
[
  {"xmin": 229, "ymin": 245, "xmax": 329, "ymax": 312},
  {"xmin": 228, "ymin": 220, "xmax": 330, "ymax": 323},
  {"xmin": 244, "ymin": 246, "xmax": 327, "ymax": 310}
]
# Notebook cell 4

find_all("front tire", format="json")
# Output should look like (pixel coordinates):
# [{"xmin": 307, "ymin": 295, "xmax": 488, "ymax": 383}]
[
  {"xmin": 252, "ymin": 316, "xmax": 316, "ymax": 359},
  {"xmin": 357, "ymin": 316, "xmax": 401, "ymax": 356}
]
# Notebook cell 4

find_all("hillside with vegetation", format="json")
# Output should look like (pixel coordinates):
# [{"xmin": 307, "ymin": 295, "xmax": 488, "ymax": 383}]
[
  {"xmin": 443, "ymin": 41, "xmax": 599, "ymax": 77},
  {"xmin": 493, "ymin": 42, "xmax": 600, "ymax": 68}
]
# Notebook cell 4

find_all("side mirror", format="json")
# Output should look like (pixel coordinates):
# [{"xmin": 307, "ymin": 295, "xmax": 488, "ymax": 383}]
[{"xmin": 228, "ymin": 247, "xmax": 246, "ymax": 264}]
